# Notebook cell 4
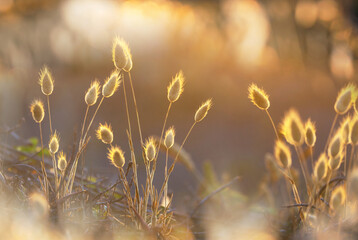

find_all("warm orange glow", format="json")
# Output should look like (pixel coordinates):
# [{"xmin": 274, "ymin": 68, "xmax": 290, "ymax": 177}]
[{"xmin": 295, "ymin": 1, "xmax": 318, "ymax": 28}]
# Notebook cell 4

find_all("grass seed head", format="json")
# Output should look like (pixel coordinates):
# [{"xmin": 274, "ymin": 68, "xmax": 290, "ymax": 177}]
[
  {"xmin": 314, "ymin": 153, "xmax": 328, "ymax": 182},
  {"xmin": 30, "ymin": 100, "xmax": 45, "ymax": 123},
  {"xmin": 281, "ymin": 109, "xmax": 304, "ymax": 146},
  {"xmin": 123, "ymin": 43, "xmax": 133, "ymax": 72},
  {"xmin": 274, "ymin": 140, "xmax": 292, "ymax": 169},
  {"xmin": 350, "ymin": 115, "xmax": 358, "ymax": 145},
  {"xmin": 167, "ymin": 71, "xmax": 185, "ymax": 103},
  {"xmin": 96, "ymin": 123, "xmax": 113, "ymax": 145},
  {"xmin": 194, "ymin": 99, "xmax": 213, "ymax": 123},
  {"xmin": 102, "ymin": 71, "xmax": 121, "ymax": 98},
  {"xmin": 164, "ymin": 126, "xmax": 175, "ymax": 149},
  {"xmin": 248, "ymin": 83, "xmax": 270, "ymax": 110},
  {"xmin": 265, "ymin": 153, "xmax": 281, "ymax": 181},
  {"xmin": 145, "ymin": 137, "xmax": 156, "ymax": 162},
  {"xmin": 57, "ymin": 151, "xmax": 67, "ymax": 171},
  {"xmin": 85, "ymin": 80, "xmax": 100, "ymax": 106},
  {"xmin": 39, "ymin": 66, "xmax": 54, "ymax": 96},
  {"xmin": 49, "ymin": 131, "xmax": 60, "ymax": 154},
  {"xmin": 108, "ymin": 145, "xmax": 125, "ymax": 168},
  {"xmin": 304, "ymin": 119, "xmax": 316, "ymax": 147},
  {"xmin": 328, "ymin": 131, "xmax": 343, "ymax": 159},
  {"xmin": 340, "ymin": 115, "xmax": 351, "ymax": 144},
  {"xmin": 330, "ymin": 185, "xmax": 346, "ymax": 211},
  {"xmin": 334, "ymin": 84, "xmax": 355, "ymax": 114},
  {"xmin": 329, "ymin": 155, "xmax": 343, "ymax": 171},
  {"xmin": 112, "ymin": 37, "xmax": 128, "ymax": 70}
]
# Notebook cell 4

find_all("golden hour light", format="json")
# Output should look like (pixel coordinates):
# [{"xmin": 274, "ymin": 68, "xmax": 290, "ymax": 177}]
[{"xmin": 2, "ymin": 0, "xmax": 358, "ymax": 238}]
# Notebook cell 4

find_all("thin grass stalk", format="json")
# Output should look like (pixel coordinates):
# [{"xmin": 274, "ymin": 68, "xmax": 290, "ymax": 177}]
[
  {"xmin": 265, "ymin": 109, "xmax": 279, "ymax": 140},
  {"xmin": 164, "ymin": 148, "xmax": 169, "ymax": 207},
  {"xmin": 51, "ymin": 153, "xmax": 59, "ymax": 193},
  {"xmin": 143, "ymin": 162, "xmax": 152, "ymax": 222},
  {"xmin": 324, "ymin": 169, "xmax": 332, "ymax": 203},
  {"xmin": 82, "ymin": 96, "xmax": 104, "ymax": 147},
  {"xmin": 299, "ymin": 146, "xmax": 311, "ymax": 191},
  {"xmin": 324, "ymin": 113, "xmax": 338, "ymax": 152},
  {"xmin": 295, "ymin": 146, "xmax": 310, "ymax": 195},
  {"xmin": 79, "ymin": 105, "xmax": 89, "ymax": 186},
  {"xmin": 122, "ymin": 75, "xmax": 139, "ymax": 207},
  {"xmin": 154, "ymin": 102, "xmax": 172, "ymax": 162},
  {"xmin": 310, "ymin": 146, "xmax": 314, "ymax": 170},
  {"xmin": 127, "ymin": 72, "xmax": 144, "ymax": 146},
  {"xmin": 46, "ymin": 95, "xmax": 53, "ymax": 134},
  {"xmin": 159, "ymin": 122, "xmax": 196, "ymax": 202},
  {"xmin": 39, "ymin": 123, "xmax": 49, "ymax": 198},
  {"xmin": 344, "ymin": 145, "xmax": 348, "ymax": 176}
]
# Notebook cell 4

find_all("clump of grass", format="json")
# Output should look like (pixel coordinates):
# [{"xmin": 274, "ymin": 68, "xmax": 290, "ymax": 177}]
[
  {"xmin": 23, "ymin": 36, "xmax": 213, "ymax": 237},
  {"xmin": 249, "ymin": 82, "xmax": 358, "ymax": 236}
]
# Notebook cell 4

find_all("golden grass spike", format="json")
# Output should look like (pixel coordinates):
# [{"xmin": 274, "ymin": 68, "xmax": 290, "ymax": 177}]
[
  {"xmin": 314, "ymin": 153, "xmax": 328, "ymax": 181},
  {"xmin": 330, "ymin": 185, "xmax": 346, "ymax": 211},
  {"xmin": 167, "ymin": 71, "xmax": 185, "ymax": 103},
  {"xmin": 329, "ymin": 155, "xmax": 343, "ymax": 171},
  {"xmin": 85, "ymin": 80, "xmax": 100, "ymax": 106},
  {"xmin": 30, "ymin": 100, "xmax": 45, "ymax": 123},
  {"xmin": 194, "ymin": 99, "xmax": 213, "ymax": 123},
  {"xmin": 265, "ymin": 153, "xmax": 282, "ymax": 182},
  {"xmin": 304, "ymin": 119, "xmax": 316, "ymax": 147},
  {"xmin": 122, "ymin": 42, "xmax": 133, "ymax": 72},
  {"xmin": 280, "ymin": 108, "xmax": 304, "ymax": 146},
  {"xmin": 102, "ymin": 71, "xmax": 121, "ymax": 98},
  {"xmin": 96, "ymin": 123, "xmax": 113, "ymax": 145},
  {"xmin": 39, "ymin": 66, "xmax": 54, "ymax": 96},
  {"xmin": 339, "ymin": 115, "xmax": 351, "ymax": 144},
  {"xmin": 49, "ymin": 131, "xmax": 60, "ymax": 154},
  {"xmin": 248, "ymin": 83, "xmax": 270, "ymax": 110},
  {"xmin": 57, "ymin": 151, "xmax": 67, "ymax": 171},
  {"xmin": 328, "ymin": 131, "xmax": 343, "ymax": 159},
  {"xmin": 274, "ymin": 140, "xmax": 292, "ymax": 168},
  {"xmin": 164, "ymin": 127, "xmax": 175, "ymax": 149},
  {"xmin": 350, "ymin": 115, "xmax": 358, "ymax": 145},
  {"xmin": 334, "ymin": 83, "xmax": 356, "ymax": 115},
  {"xmin": 112, "ymin": 37, "xmax": 128, "ymax": 70},
  {"xmin": 145, "ymin": 137, "xmax": 156, "ymax": 162},
  {"xmin": 108, "ymin": 145, "xmax": 125, "ymax": 168}
]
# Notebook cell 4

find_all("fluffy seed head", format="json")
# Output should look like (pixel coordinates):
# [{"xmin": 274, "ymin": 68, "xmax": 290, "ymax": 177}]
[
  {"xmin": 304, "ymin": 119, "xmax": 316, "ymax": 147},
  {"xmin": 340, "ymin": 115, "xmax": 351, "ymax": 144},
  {"xmin": 281, "ymin": 109, "xmax": 304, "ymax": 146},
  {"xmin": 167, "ymin": 71, "xmax": 185, "ymax": 103},
  {"xmin": 314, "ymin": 154, "xmax": 328, "ymax": 181},
  {"xmin": 108, "ymin": 145, "xmax": 125, "ymax": 169},
  {"xmin": 145, "ymin": 137, "xmax": 156, "ymax": 162},
  {"xmin": 112, "ymin": 37, "xmax": 128, "ymax": 70},
  {"xmin": 274, "ymin": 140, "xmax": 292, "ymax": 169},
  {"xmin": 329, "ymin": 155, "xmax": 343, "ymax": 171},
  {"xmin": 96, "ymin": 123, "xmax": 113, "ymax": 145},
  {"xmin": 354, "ymin": 93, "xmax": 358, "ymax": 114},
  {"xmin": 265, "ymin": 153, "xmax": 281, "ymax": 182},
  {"xmin": 194, "ymin": 99, "xmax": 213, "ymax": 123},
  {"xmin": 102, "ymin": 71, "xmax": 121, "ymax": 98},
  {"xmin": 350, "ymin": 116, "xmax": 358, "ymax": 145},
  {"xmin": 328, "ymin": 131, "xmax": 343, "ymax": 159},
  {"xmin": 334, "ymin": 84, "xmax": 355, "ymax": 114},
  {"xmin": 49, "ymin": 131, "xmax": 59, "ymax": 154},
  {"xmin": 122, "ymin": 43, "xmax": 133, "ymax": 72},
  {"xmin": 85, "ymin": 80, "xmax": 100, "ymax": 106},
  {"xmin": 164, "ymin": 127, "xmax": 175, "ymax": 149},
  {"xmin": 39, "ymin": 66, "xmax": 54, "ymax": 96},
  {"xmin": 57, "ymin": 151, "xmax": 67, "ymax": 171},
  {"xmin": 330, "ymin": 186, "xmax": 346, "ymax": 211},
  {"xmin": 248, "ymin": 83, "xmax": 270, "ymax": 110},
  {"xmin": 30, "ymin": 100, "xmax": 45, "ymax": 123}
]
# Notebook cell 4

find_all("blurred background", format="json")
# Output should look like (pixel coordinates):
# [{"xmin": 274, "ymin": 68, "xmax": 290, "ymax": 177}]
[{"xmin": 0, "ymin": 0, "xmax": 358, "ymax": 207}]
